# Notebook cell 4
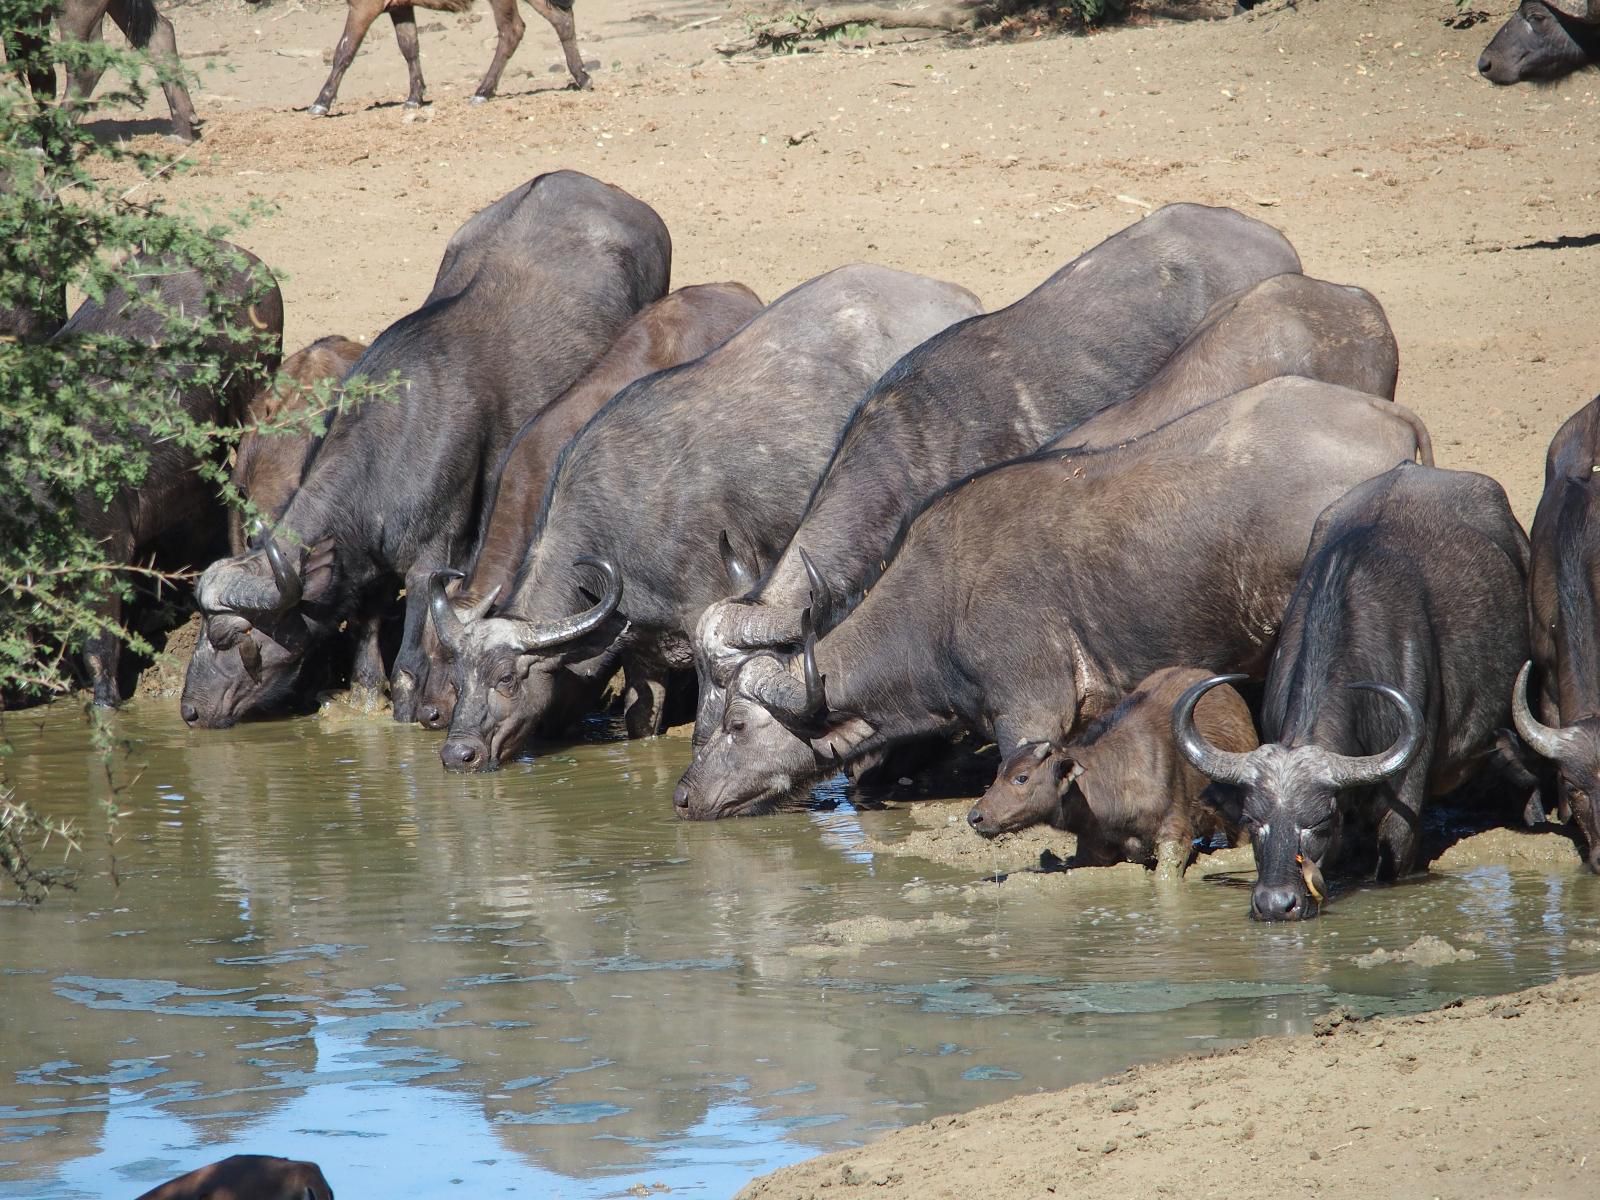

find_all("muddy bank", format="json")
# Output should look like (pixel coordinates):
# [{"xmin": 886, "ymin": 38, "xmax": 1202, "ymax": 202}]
[{"xmin": 739, "ymin": 973, "xmax": 1600, "ymax": 1200}]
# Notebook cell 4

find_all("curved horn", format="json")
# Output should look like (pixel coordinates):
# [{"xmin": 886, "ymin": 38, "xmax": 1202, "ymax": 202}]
[
  {"xmin": 1321, "ymin": 681, "xmax": 1424, "ymax": 788},
  {"xmin": 800, "ymin": 606, "xmax": 826, "ymax": 717},
  {"xmin": 429, "ymin": 569, "xmax": 467, "ymax": 655},
  {"xmin": 1172, "ymin": 674, "xmax": 1256, "ymax": 786},
  {"xmin": 505, "ymin": 557, "xmax": 622, "ymax": 654},
  {"xmin": 737, "ymin": 651, "xmax": 825, "ymax": 734},
  {"xmin": 1511, "ymin": 660, "xmax": 1580, "ymax": 762},
  {"xmin": 260, "ymin": 530, "xmax": 302, "ymax": 611},
  {"xmin": 463, "ymin": 584, "xmax": 500, "ymax": 624},
  {"xmin": 196, "ymin": 560, "xmax": 284, "ymax": 616},
  {"xmin": 720, "ymin": 531, "xmax": 758, "ymax": 595},
  {"xmin": 798, "ymin": 546, "xmax": 834, "ymax": 629},
  {"xmin": 721, "ymin": 605, "xmax": 804, "ymax": 650}
]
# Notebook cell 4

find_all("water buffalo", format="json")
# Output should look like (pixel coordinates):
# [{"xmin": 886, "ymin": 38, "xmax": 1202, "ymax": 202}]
[
  {"xmin": 304, "ymin": 0, "xmax": 589, "ymax": 117},
  {"xmin": 1176, "ymin": 463, "xmax": 1531, "ymax": 920},
  {"xmin": 181, "ymin": 171, "xmax": 670, "ymax": 729},
  {"xmin": 4, "ymin": 0, "xmax": 199, "ymax": 140},
  {"xmin": 48, "ymin": 244, "xmax": 284, "ymax": 706},
  {"xmin": 133, "ymin": 1155, "xmax": 333, "ymax": 1200},
  {"xmin": 436, "ymin": 264, "xmax": 982, "ymax": 771},
  {"xmin": 675, "ymin": 377, "xmax": 1431, "ymax": 820},
  {"xmin": 1479, "ymin": 2, "xmax": 1600, "ymax": 85},
  {"xmin": 414, "ymin": 281, "xmax": 764, "ymax": 730},
  {"xmin": 1041, "ymin": 272, "xmax": 1399, "ymax": 451},
  {"xmin": 1510, "ymin": 394, "xmax": 1600, "ymax": 871},
  {"xmin": 692, "ymin": 203, "xmax": 1301, "ymax": 749},
  {"xmin": 967, "ymin": 668, "xmax": 1256, "ymax": 874}
]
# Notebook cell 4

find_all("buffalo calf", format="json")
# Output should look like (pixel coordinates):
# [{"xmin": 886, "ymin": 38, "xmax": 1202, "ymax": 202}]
[
  {"xmin": 1479, "ymin": 2, "xmax": 1600, "ymax": 85},
  {"xmin": 968, "ymin": 668, "xmax": 1256, "ymax": 873}
]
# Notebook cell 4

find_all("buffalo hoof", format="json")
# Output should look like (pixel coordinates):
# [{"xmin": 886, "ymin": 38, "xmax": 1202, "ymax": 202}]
[
  {"xmin": 569, "ymin": 75, "xmax": 593, "ymax": 92},
  {"xmin": 404, "ymin": 99, "xmax": 422, "ymax": 110},
  {"xmin": 307, "ymin": 102, "xmax": 329, "ymax": 116},
  {"xmin": 469, "ymin": 93, "xmax": 490, "ymax": 106}
]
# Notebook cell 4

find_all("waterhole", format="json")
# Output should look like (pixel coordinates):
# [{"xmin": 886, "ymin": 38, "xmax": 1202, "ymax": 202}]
[{"xmin": 2, "ymin": 700, "xmax": 1597, "ymax": 1197}]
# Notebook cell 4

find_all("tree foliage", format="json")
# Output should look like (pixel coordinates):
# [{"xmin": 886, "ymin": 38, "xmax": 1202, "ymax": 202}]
[{"xmin": 0, "ymin": 0, "xmax": 292, "ymax": 900}]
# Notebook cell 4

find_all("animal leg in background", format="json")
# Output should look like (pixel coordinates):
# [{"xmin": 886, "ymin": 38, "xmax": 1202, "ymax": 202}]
[
  {"xmin": 524, "ymin": 0, "xmax": 590, "ymax": 91},
  {"xmin": 389, "ymin": 5, "xmax": 426, "ymax": 108},
  {"xmin": 309, "ymin": 0, "xmax": 388, "ymax": 115}
]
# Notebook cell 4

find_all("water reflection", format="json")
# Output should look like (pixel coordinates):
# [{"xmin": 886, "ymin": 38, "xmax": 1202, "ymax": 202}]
[{"xmin": 1, "ymin": 702, "xmax": 1597, "ymax": 1197}]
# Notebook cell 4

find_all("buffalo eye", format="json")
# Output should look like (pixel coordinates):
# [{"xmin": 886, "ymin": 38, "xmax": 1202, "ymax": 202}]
[
  {"xmin": 728, "ymin": 717, "xmax": 747, "ymax": 735},
  {"xmin": 495, "ymin": 671, "xmax": 517, "ymax": 694},
  {"xmin": 1011, "ymin": 772, "xmax": 1030, "ymax": 786}
]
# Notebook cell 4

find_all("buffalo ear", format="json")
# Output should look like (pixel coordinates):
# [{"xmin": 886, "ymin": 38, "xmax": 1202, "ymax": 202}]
[
  {"xmin": 302, "ymin": 537, "xmax": 337, "ymax": 604},
  {"xmin": 810, "ymin": 714, "xmax": 875, "ymax": 763}
]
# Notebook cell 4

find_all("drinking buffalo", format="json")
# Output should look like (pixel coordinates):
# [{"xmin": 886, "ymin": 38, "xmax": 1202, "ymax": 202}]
[
  {"xmin": 49, "ymin": 245, "xmax": 283, "ymax": 706},
  {"xmin": 1479, "ymin": 2, "xmax": 1600, "ymax": 85},
  {"xmin": 133, "ymin": 1155, "xmax": 333, "ymax": 1200},
  {"xmin": 1510, "ymin": 395, "xmax": 1600, "ymax": 871},
  {"xmin": 675, "ymin": 377, "xmax": 1431, "ymax": 820},
  {"xmin": 414, "ymin": 282, "xmax": 764, "ymax": 730},
  {"xmin": 693, "ymin": 203, "xmax": 1301, "ymax": 747},
  {"xmin": 1042, "ymin": 273, "xmax": 1399, "ymax": 451},
  {"xmin": 967, "ymin": 668, "xmax": 1256, "ymax": 874},
  {"xmin": 181, "ymin": 172, "xmax": 670, "ymax": 729},
  {"xmin": 1177, "ymin": 464, "xmax": 1530, "ymax": 920},
  {"xmin": 435, "ymin": 264, "xmax": 982, "ymax": 771}
]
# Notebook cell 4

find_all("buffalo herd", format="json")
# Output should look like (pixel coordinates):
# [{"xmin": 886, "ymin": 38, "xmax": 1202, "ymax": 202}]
[
  {"xmin": 29, "ymin": 165, "xmax": 1587, "ymax": 922},
  {"xmin": 20, "ymin": 1, "xmax": 1600, "ymax": 924}
]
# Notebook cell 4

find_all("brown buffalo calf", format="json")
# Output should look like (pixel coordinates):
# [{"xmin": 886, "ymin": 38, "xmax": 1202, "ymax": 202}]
[
  {"xmin": 133, "ymin": 1154, "xmax": 332, "ymax": 1200},
  {"xmin": 230, "ymin": 335, "xmax": 367, "ymax": 556},
  {"xmin": 967, "ymin": 667, "xmax": 1257, "ymax": 872}
]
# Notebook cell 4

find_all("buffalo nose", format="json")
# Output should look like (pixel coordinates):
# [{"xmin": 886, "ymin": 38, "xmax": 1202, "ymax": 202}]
[
  {"xmin": 673, "ymin": 781, "xmax": 692, "ymax": 813},
  {"xmin": 440, "ymin": 738, "xmax": 485, "ymax": 771},
  {"xmin": 1477, "ymin": 53, "xmax": 1492, "ymax": 77},
  {"xmin": 966, "ymin": 806, "xmax": 984, "ymax": 828},
  {"xmin": 419, "ymin": 703, "xmax": 443, "ymax": 729},
  {"xmin": 1251, "ymin": 884, "xmax": 1304, "ymax": 921},
  {"xmin": 1587, "ymin": 846, "xmax": 1600, "ymax": 876},
  {"xmin": 180, "ymin": 702, "xmax": 199, "ymax": 726}
]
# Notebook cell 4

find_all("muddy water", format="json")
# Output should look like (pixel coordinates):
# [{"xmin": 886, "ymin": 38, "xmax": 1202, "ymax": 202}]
[{"xmin": 2, "ymin": 702, "xmax": 1598, "ymax": 1199}]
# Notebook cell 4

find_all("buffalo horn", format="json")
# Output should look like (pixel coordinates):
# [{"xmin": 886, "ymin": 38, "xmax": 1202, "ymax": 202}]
[
  {"xmin": 1172, "ymin": 674, "xmax": 1257, "ymax": 785},
  {"xmin": 205, "ymin": 612, "xmax": 252, "ymax": 650},
  {"xmin": 798, "ymin": 546, "xmax": 834, "ymax": 629},
  {"xmin": 506, "ymin": 557, "xmax": 622, "ymax": 653},
  {"xmin": 237, "ymin": 637, "xmax": 263, "ymax": 682},
  {"xmin": 720, "ymin": 531, "xmax": 758, "ymax": 595},
  {"xmin": 800, "ymin": 606, "xmax": 826, "ymax": 718},
  {"xmin": 722, "ymin": 605, "xmax": 804, "ymax": 650},
  {"xmin": 429, "ymin": 569, "xmax": 468, "ymax": 654},
  {"xmin": 196, "ymin": 560, "xmax": 284, "ymax": 617},
  {"xmin": 463, "ymin": 585, "xmax": 500, "ymax": 623},
  {"xmin": 260, "ymin": 530, "xmax": 303, "ymax": 612},
  {"xmin": 737, "ymin": 652, "xmax": 824, "ymax": 734},
  {"xmin": 1321, "ymin": 682, "xmax": 1424, "ymax": 787},
  {"xmin": 1511, "ymin": 660, "xmax": 1579, "ymax": 763}
]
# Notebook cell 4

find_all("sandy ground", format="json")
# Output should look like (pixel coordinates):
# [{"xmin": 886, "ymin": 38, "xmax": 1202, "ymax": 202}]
[{"xmin": 64, "ymin": 0, "xmax": 1600, "ymax": 1191}]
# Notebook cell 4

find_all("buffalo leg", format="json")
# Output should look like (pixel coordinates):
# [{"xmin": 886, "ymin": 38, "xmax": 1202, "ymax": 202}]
[
  {"xmin": 622, "ymin": 663, "xmax": 667, "ymax": 739},
  {"xmin": 389, "ymin": 570, "xmax": 438, "ymax": 723},
  {"xmin": 389, "ymin": 5, "xmax": 426, "ymax": 108},
  {"xmin": 351, "ymin": 613, "xmax": 387, "ymax": 693},
  {"xmin": 310, "ymin": 0, "xmax": 386, "ymax": 116},
  {"xmin": 57, "ymin": 3, "xmax": 108, "ymax": 119},
  {"xmin": 100, "ymin": 0, "xmax": 198, "ymax": 140},
  {"xmin": 4, "ymin": 17, "xmax": 56, "ymax": 102},
  {"xmin": 523, "ymin": 0, "xmax": 589, "ymax": 91},
  {"xmin": 471, "ymin": 0, "xmax": 526, "ymax": 102}
]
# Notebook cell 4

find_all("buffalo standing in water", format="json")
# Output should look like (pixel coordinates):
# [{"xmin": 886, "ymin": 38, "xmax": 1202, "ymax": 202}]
[
  {"xmin": 181, "ymin": 172, "xmax": 670, "ymax": 729},
  {"xmin": 413, "ymin": 282, "xmax": 764, "ymax": 730},
  {"xmin": 692, "ymin": 204, "xmax": 1302, "ymax": 752},
  {"xmin": 1511, "ymin": 395, "xmax": 1600, "ymax": 872},
  {"xmin": 436, "ymin": 264, "xmax": 981, "ymax": 771},
  {"xmin": 1177, "ymin": 464, "xmax": 1530, "ymax": 920},
  {"xmin": 1478, "ymin": 2, "xmax": 1600, "ymax": 84},
  {"xmin": 675, "ymin": 379, "xmax": 1432, "ymax": 821}
]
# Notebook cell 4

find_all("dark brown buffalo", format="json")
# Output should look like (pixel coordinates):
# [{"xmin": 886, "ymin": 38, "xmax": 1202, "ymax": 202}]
[
  {"xmin": 676, "ymin": 377, "xmax": 1431, "ymax": 820},
  {"xmin": 182, "ymin": 171, "xmax": 671, "ymax": 729},
  {"xmin": 132, "ymin": 1154, "xmax": 332, "ymax": 1200},
  {"xmin": 3, "ymin": 0, "xmax": 199, "ymax": 140},
  {"xmin": 1511, "ymin": 394, "xmax": 1600, "ymax": 871},
  {"xmin": 414, "ymin": 281, "xmax": 763, "ymax": 729},
  {"xmin": 1042, "ymin": 272, "xmax": 1399, "ymax": 452},
  {"xmin": 50, "ymin": 245, "xmax": 284, "ymax": 705},
  {"xmin": 967, "ymin": 667, "xmax": 1256, "ymax": 873},
  {"xmin": 1178, "ymin": 464, "xmax": 1531, "ymax": 920},
  {"xmin": 1479, "ymin": 1, "xmax": 1600, "ymax": 85},
  {"xmin": 229, "ymin": 336, "xmax": 367, "ymax": 556},
  {"xmin": 692, "ymin": 204, "xmax": 1302, "ymax": 751},
  {"xmin": 303, "ymin": 0, "xmax": 589, "ymax": 117}
]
